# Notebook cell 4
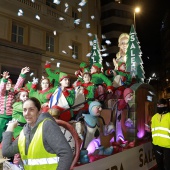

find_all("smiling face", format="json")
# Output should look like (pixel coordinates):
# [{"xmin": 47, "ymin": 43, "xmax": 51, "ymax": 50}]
[
  {"xmin": 23, "ymin": 100, "xmax": 40, "ymax": 127},
  {"xmin": 60, "ymin": 78, "xmax": 70, "ymax": 88},
  {"xmin": 19, "ymin": 91, "xmax": 28, "ymax": 102},
  {"xmin": 41, "ymin": 79, "xmax": 49, "ymax": 91},
  {"xmin": 6, "ymin": 80, "xmax": 12, "ymax": 90},
  {"xmin": 118, "ymin": 37, "xmax": 129, "ymax": 54},
  {"xmin": 83, "ymin": 73, "xmax": 91, "ymax": 83}
]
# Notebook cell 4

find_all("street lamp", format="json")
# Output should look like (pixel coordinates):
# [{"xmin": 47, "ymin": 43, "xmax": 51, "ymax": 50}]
[{"xmin": 134, "ymin": 7, "xmax": 140, "ymax": 29}]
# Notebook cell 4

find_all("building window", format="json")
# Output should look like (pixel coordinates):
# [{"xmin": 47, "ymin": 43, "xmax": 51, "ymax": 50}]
[
  {"xmin": 72, "ymin": 43, "xmax": 80, "ymax": 59},
  {"xmin": 11, "ymin": 23, "xmax": 24, "ymax": 44},
  {"xmin": 46, "ymin": 34, "xmax": 54, "ymax": 52}
]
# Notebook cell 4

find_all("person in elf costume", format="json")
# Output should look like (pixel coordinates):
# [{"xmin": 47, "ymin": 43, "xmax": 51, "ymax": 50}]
[
  {"xmin": 12, "ymin": 88, "xmax": 28, "ymax": 139},
  {"xmin": 90, "ymin": 63, "xmax": 113, "ymax": 102},
  {"xmin": 44, "ymin": 60, "xmax": 64, "ymax": 87},
  {"xmin": 48, "ymin": 72, "xmax": 75, "ymax": 122},
  {"xmin": 29, "ymin": 77, "xmax": 57, "ymax": 112},
  {"xmin": 75, "ymin": 62, "xmax": 89, "ymax": 80},
  {"xmin": 105, "ymin": 62, "xmax": 132, "ymax": 97},
  {"xmin": 113, "ymin": 33, "xmax": 129, "ymax": 70},
  {"xmin": 0, "ymin": 67, "xmax": 29, "ymax": 142}
]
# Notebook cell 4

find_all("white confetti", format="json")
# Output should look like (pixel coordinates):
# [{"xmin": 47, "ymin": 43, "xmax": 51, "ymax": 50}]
[
  {"xmin": 91, "ymin": 15, "xmax": 95, "ymax": 20},
  {"xmin": 77, "ymin": 8, "xmax": 82, "ymax": 12},
  {"xmin": 89, "ymin": 41, "xmax": 93, "ymax": 46},
  {"xmin": 86, "ymin": 53, "xmax": 91, "ymax": 57},
  {"xmin": 59, "ymin": 17, "xmax": 65, "ymax": 20},
  {"xmin": 62, "ymin": 50, "xmax": 67, "ymax": 54},
  {"xmin": 56, "ymin": 62, "xmax": 60, "ymax": 67},
  {"xmin": 65, "ymin": 3, "xmax": 69, "ymax": 8},
  {"xmin": 102, "ymin": 35, "xmax": 106, "ymax": 39},
  {"xmin": 30, "ymin": 72, "xmax": 34, "ymax": 77},
  {"xmin": 31, "ymin": 0, "xmax": 35, "ymax": 2},
  {"xmin": 64, "ymin": 8, "xmax": 69, "ymax": 13},
  {"xmin": 106, "ymin": 62, "xmax": 110, "ymax": 67},
  {"xmin": 87, "ymin": 33, "xmax": 93, "ymax": 37},
  {"xmin": 74, "ymin": 19, "xmax": 81, "ymax": 25},
  {"xmin": 53, "ymin": 30, "xmax": 57, "ymax": 35},
  {"xmin": 50, "ymin": 58, "xmax": 54, "ymax": 61},
  {"xmin": 35, "ymin": 15, "xmax": 40, "ymax": 20},
  {"xmin": 86, "ymin": 23, "xmax": 90, "ymax": 29},
  {"xmin": 18, "ymin": 9, "xmax": 23, "ymax": 16},
  {"xmin": 68, "ymin": 45, "xmax": 73, "ymax": 49},
  {"xmin": 79, "ymin": 0, "xmax": 86, "ymax": 7},
  {"xmin": 100, "ymin": 45, "xmax": 106, "ymax": 52},
  {"xmin": 72, "ymin": 54, "xmax": 77, "ymax": 59},
  {"xmin": 105, "ymin": 40, "xmax": 111, "ymax": 45},
  {"xmin": 53, "ymin": 0, "xmax": 60, "ymax": 5},
  {"xmin": 102, "ymin": 53, "xmax": 109, "ymax": 57}
]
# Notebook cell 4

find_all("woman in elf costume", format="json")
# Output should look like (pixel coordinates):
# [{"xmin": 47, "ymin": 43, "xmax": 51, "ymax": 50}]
[
  {"xmin": 12, "ymin": 88, "xmax": 28, "ymax": 138},
  {"xmin": 29, "ymin": 77, "xmax": 56, "ymax": 112},
  {"xmin": 48, "ymin": 73, "xmax": 75, "ymax": 122}
]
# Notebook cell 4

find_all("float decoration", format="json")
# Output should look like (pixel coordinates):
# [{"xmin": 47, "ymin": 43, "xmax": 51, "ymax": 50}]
[
  {"xmin": 89, "ymin": 35, "xmax": 103, "ymax": 68},
  {"xmin": 126, "ymin": 25, "xmax": 145, "ymax": 83}
]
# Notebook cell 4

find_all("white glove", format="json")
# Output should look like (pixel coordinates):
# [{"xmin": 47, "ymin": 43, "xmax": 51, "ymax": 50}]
[{"xmin": 32, "ymin": 77, "xmax": 39, "ymax": 84}]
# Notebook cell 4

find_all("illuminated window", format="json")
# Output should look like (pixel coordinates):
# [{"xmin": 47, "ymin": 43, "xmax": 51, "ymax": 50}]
[
  {"xmin": 11, "ymin": 23, "xmax": 24, "ymax": 44},
  {"xmin": 46, "ymin": 34, "xmax": 54, "ymax": 52}
]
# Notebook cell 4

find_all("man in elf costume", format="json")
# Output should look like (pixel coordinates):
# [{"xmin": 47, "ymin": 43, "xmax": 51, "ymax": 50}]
[
  {"xmin": 90, "ymin": 63, "xmax": 113, "ymax": 102},
  {"xmin": 48, "ymin": 72, "xmax": 75, "ymax": 122}
]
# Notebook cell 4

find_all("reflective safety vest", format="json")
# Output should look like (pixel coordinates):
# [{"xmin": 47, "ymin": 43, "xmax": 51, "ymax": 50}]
[
  {"xmin": 18, "ymin": 119, "xmax": 59, "ymax": 170},
  {"xmin": 151, "ymin": 113, "xmax": 170, "ymax": 148}
]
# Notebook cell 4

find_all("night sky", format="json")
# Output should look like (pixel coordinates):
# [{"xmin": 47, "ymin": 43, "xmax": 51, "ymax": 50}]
[{"xmin": 136, "ymin": 0, "xmax": 170, "ymax": 79}]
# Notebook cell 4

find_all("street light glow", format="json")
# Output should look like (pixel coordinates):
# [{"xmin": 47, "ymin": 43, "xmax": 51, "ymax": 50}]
[{"xmin": 135, "ymin": 7, "xmax": 140, "ymax": 13}]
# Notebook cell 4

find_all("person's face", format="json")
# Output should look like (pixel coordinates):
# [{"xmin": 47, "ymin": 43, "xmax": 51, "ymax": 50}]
[
  {"xmin": 20, "ymin": 92, "xmax": 28, "ymax": 102},
  {"xmin": 41, "ymin": 79, "xmax": 49, "ymax": 90},
  {"xmin": 119, "ymin": 37, "xmax": 128, "ymax": 53},
  {"xmin": 23, "ymin": 100, "xmax": 40, "ymax": 127},
  {"xmin": 90, "ymin": 66, "xmax": 97, "ymax": 74},
  {"xmin": 60, "ymin": 78, "xmax": 70, "ymax": 88},
  {"xmin": 91, "ymin": 105, "xmax": 102, "ymax": 117},
  {"xmin": 6, "ymin": 81, "xmax": 12, "ymax": 90},
  {"xmin": 83, "ymin": 74, "xmax": 91, "ymax": 83}
]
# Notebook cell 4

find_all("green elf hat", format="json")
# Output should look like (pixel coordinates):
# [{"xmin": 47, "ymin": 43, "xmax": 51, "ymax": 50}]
[
  {"xmin": 59, "ymin": 72, "xmax": 69, "ymax": 82},
  {"xmin": 80, "ymin": 62, "xmax": 87, "ymax": 68},
  {"xmin": 92, "ymin": 63, "xmax": 102, "ymax": 70}
]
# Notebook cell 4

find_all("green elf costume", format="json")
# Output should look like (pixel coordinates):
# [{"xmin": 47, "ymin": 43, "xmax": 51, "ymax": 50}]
[
  {"xmin": 48, "ymin": 73, "xmax": 75, "ymax": 122},
  {"xmin": 44, "ymin": 62, "xmax": 63, "ymax": 87}
]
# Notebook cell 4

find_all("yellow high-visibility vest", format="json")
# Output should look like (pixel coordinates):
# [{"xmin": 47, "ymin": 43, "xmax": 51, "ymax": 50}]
[
  {"xmin": 151, "ymin": 112, "xmax": 170, "ymax": 148},
  {"xmin": 18, "ymin": 119, "xmax": 59, "ymax": 170}
]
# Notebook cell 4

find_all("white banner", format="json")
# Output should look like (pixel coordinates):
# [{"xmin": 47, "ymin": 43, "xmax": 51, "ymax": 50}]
[{"xmin": 74, "ymin": 142, "xmax": 156, "ymax": 170}]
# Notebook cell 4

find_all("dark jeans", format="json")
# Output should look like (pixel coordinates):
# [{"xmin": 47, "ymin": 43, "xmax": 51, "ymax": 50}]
[{"xmin": 153, "ymin": 144, "xmax": 170, "ymax": 170}]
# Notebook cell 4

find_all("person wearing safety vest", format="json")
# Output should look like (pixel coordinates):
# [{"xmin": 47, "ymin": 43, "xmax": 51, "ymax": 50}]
[
  {"xmin": 151, "ymin": 98, "xmax": 170, "ymax": 170},
  {"xmin": 2, "ymin": 97, "xmax": 73, "ymax": 170}
]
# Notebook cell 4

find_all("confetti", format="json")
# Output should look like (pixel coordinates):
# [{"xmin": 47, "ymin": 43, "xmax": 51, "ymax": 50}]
[
  {"xmin": 56, "ymin": 62, "xmax": 60, "ymax": 67},
  {"xmin": 86, "ymin": 53, "xmax": 91, "ymax": 57},
  {"xmin": 31, "ymin": 0, "xmax": 35, "ymax": 2},
  {"xmin": 59, "ymin": 17, "xmax": 65, "ymax": 20},
  {"xmin": 91, "ymin": 15, "xmax": 95, "ymax": 20},
  {"xmin": 53, "ymin": 0, "xmax": 60, "ymax": 5},
  {"xmin": 86, "ymin": 23, "xmax": 90, "ymax": 29},
  {"xmin": 72, "ymin": 54, "xmax": 77, "ymax": 59},
  {"xmin": 102, "ymin": 35, "xmax": 106, "ymax": 39},
  {"xmin": 77, "ymin": 8, "xmax": 82, "ymax": 12},
  {"xmin": 18, "ymin": 9, "xmax": 23, "ymax": 16},
  {"xmin": 65, "ymin": 3, "xmax": 69, "ymax": 8},
  {"xmin": 64, "ymin": 8, "xmax": 69, "ymax": 13},
  {"xmin": 100, "ymin": 45, "xmax": 106, "ymax": 52},
  {"xmin": 79, "ymin": 0, "xmax": 87, "ymax": 6},
  {"xmin": 74, "ymin": 19, "xmax": 81, "ymax": 25},
  {"xmin": 68, "ymin": 45, "xmax": 73, "ymax": 49},
  {"xmin": 35, "ymin": 15, "xmax": 40, "ymax": 20},
  {"xmin": 62, "ymin": 50, "xmax": 67, "ymax": 54},
  {"xmin": 106, "ymin": 62, "xmax": 110, "ymax": 67},
  {"xmin": 89, "ymin": 41, "xmax": 93, "ymax": 46},
  {"xmin": 105, "ymin": 40, "xmax": 111, "ymax": 45},
  {"xmin": 87, "ymin": 33, "xmax": 93, "ymax": 37},
  {"xmin": 102, "ymin": 53, "xmax": 109, "ymax": 57},
  {"xmin": 30, "ymin": 72, "xmax": 34, "ymax": 77},
  {"xmin": 50, "ymin": 58, "xmax": 54, "ymax": 61},
  {"xmin": 53, "ymin": 30, "xmax": 57, "ymax": 35}
]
